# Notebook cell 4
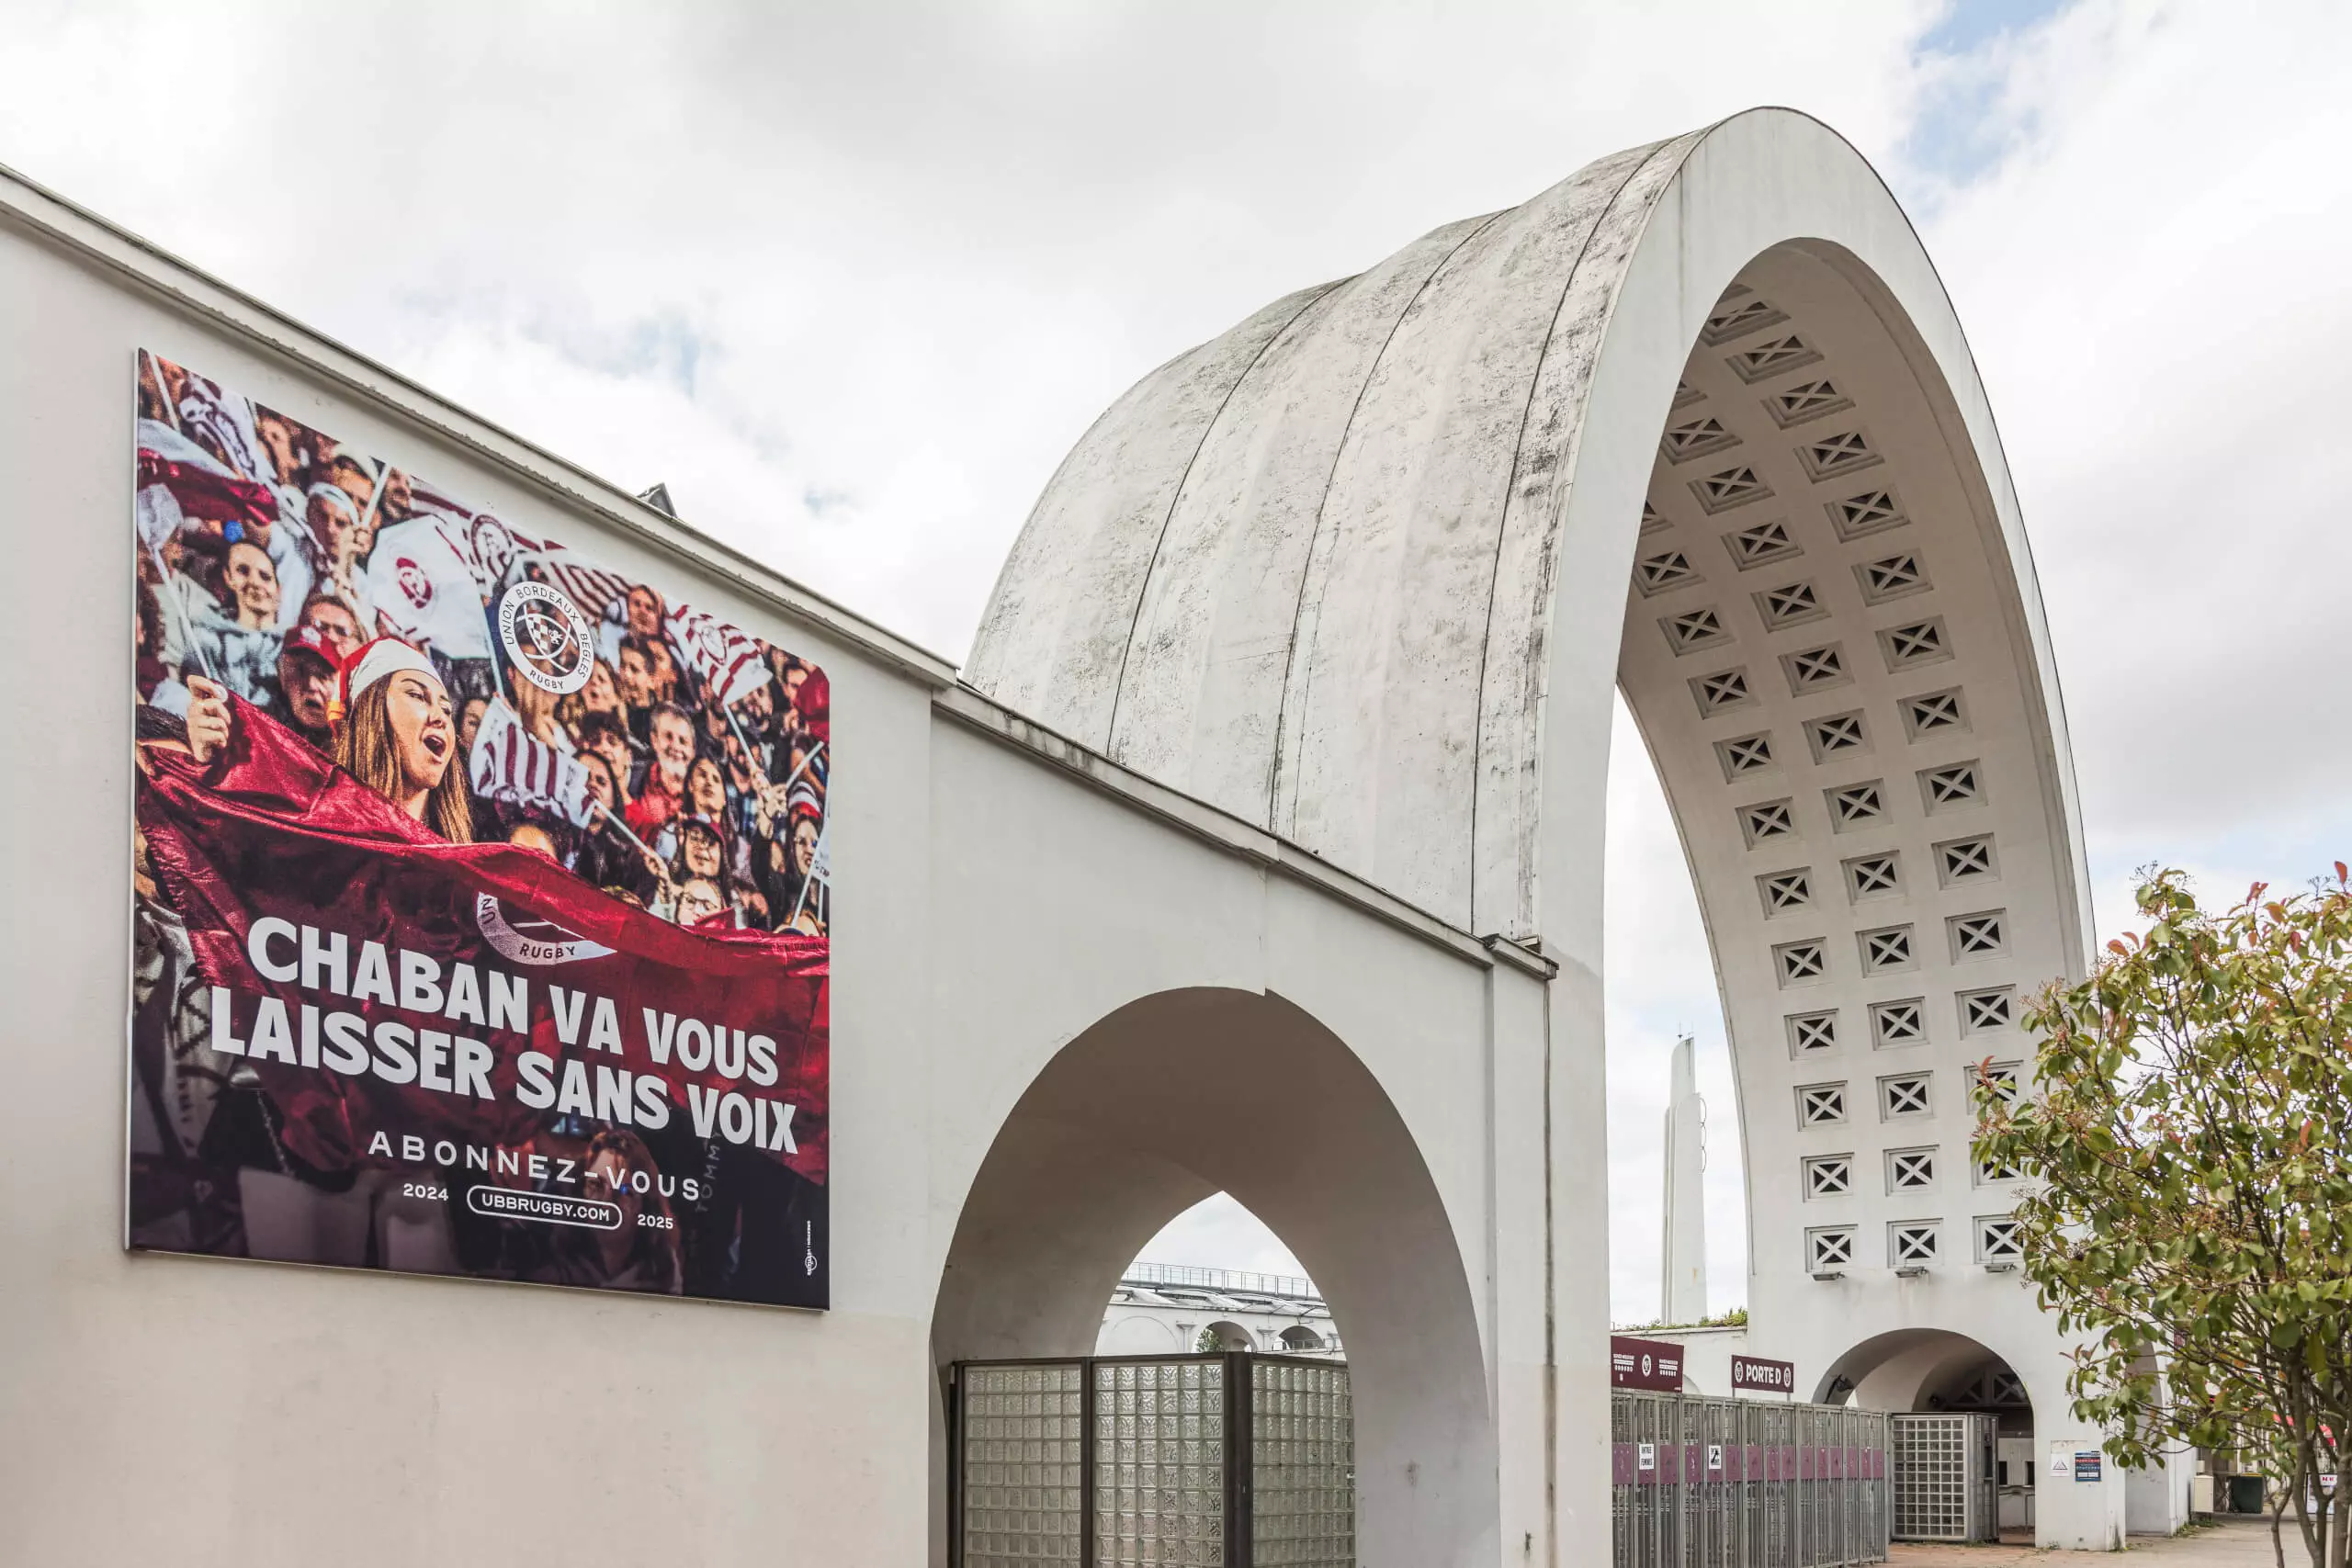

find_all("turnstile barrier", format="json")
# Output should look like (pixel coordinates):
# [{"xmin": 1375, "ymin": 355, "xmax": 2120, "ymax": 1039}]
[{"xmin": 1611, "ymin": 1392, "xmax": 1892, "ymax": 1568}]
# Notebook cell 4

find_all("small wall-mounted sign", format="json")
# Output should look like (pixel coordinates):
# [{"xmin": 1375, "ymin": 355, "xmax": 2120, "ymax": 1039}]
[
  {"xmin": 1611, "ymin": 1335, "xmax": 1685, "ymax": 1393},
  {"xmin": 2075, "ymin": 1451, "xmax": 2103, "ymax": 1483},
  {"xmin": 1732, "ymin": 1354, "xmax": 1797, "ymax": 1394},
  {"xmin": 1638, "ymin": 1442, "xmax": 1657, "ymax": 1472}
]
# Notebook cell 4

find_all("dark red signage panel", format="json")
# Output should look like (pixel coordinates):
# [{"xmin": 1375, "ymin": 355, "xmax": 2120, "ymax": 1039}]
[
  {"xmin": 1732, "ymin": 1353, "xmax": 1797, "ymax": 1394},
  {"xmin": 1611, "ymin": 1334, "xmax": 1685, "ymax": 1392}
]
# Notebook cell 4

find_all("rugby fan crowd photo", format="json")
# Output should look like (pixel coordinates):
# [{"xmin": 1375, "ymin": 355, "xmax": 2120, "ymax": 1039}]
[
  {"xmin": 126, "ymin": 349, "xmax": 831, "ymax": 1305},
  {"xmin": 132, "ymin": 350, "xmax": 831, "ymax": 931}
]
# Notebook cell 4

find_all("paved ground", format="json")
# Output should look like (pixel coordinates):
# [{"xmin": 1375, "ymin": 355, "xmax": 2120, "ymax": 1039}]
[{"xmin": 1891, "ymin": 1517, "xmax": 2282, "ymax": 1568}]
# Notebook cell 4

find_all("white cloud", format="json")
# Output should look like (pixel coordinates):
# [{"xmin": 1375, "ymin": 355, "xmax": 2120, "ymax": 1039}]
[
  {"xmin": 3, "ymin": 0, "xmax": 1940, "ymax": 654},
  {"xmin": 1130, "ymin": 1194, "xmax": 1309, "ymax": 1283},
  {"xmin": 1921, "ymin": 0, "xmax": 2352, "ymax": 911},
  {"xmin": 17, "ymin": 0, "xmax": 2350, "ymax": 1330}
]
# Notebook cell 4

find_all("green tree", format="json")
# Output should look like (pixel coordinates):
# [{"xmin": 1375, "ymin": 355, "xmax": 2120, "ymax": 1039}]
[{"xmin": 1976, "ymin": 868, "xmax": 2352, "ymax": 1568}]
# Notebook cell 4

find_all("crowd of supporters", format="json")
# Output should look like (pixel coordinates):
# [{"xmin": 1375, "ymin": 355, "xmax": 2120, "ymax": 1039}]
[{"xmin": 133, "ymin": 351, "xmax": 829, "ymax": 935}]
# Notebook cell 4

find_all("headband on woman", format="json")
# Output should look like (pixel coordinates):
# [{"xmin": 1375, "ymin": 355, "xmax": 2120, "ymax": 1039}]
[{"xmin": 307, "ymin": 480, "xmax": 359, "ymax": 519}]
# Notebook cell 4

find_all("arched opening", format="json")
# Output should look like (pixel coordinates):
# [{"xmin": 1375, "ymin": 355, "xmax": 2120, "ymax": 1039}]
[
  {"xmin": 1599, "ymin": 233, "xmax": 2097, "ymax": 1545},
  {"xmin": 1106, "ymin": 1194, "xmax": 1348, "ymax": 1359},
  {"xmin": 1197, "ymin": 1319, "xmax": 1255, "ymax": 1352},
  {"xmin": 1612, "ymin": 234, "xmax": 2076, "ymax": 1329},
  {"xmin": 1819, "ymin": 1328, "xmax": 2038, "ymax": 1537},
  {"xmin": 960, "ymin": 106, "xmax": 2099, "ymax": 1552},
  {"xmin": 1599, "ymin": 238, "xmax": 2087, "ymax": 1550},
  {"xmin": 930, "ymin": 987, "xmax": 1492, "ymax": 1565}
]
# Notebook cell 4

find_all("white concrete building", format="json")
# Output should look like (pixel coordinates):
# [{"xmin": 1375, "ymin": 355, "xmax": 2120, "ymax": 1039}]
[
  {"xmin": 0, "ymin": 106, "xmax": 2185, "ymax": 1562},
  {"xmin": 1098, "ymin": 1264, "xmax": 1345, "ymax": 1358}
]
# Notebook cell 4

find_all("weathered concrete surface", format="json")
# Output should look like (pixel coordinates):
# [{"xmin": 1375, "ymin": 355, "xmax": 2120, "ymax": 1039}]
[
  {"xmin": 967, "ymin": 109, "xmax": 2090, "ymax": 955},
  {"xmin": 970, "ymin": 131, "xmax": 1708, "ymax": 935},
  {"xmin": 970, "ymin": 105, "xmax": 2131, "ymax": 1549}
]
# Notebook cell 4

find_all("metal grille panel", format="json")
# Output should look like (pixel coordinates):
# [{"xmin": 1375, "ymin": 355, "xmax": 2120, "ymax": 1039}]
[
  {"xmin": 1889, "ymin": 1412, "xmax": 1998, "ymax": 1542},
  {"xmin": 1611, "ymin": 1392, "xmax": 1890, "ymax": 1568}
]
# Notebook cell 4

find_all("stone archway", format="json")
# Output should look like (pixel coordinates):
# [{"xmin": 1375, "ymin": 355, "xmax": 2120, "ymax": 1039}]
[
  {"xmin": 967, "ymin": 107, "xmax": 2109, "ymax": 1548},
  {"xmin": 1822, "ymin": 1327, "xmax": 2042, "ymax": 1538},
  {"xmin": 1198, "ymin": 1319, "xmax": 1255, "ymax": 1351},
  {"xmin": 930, "ymin": 987, "xmax": 1493, "ymax": 1565},
  {"xmin": 1819, "ymin": 1326, "xmax": 2034, "ymax": 1416}
]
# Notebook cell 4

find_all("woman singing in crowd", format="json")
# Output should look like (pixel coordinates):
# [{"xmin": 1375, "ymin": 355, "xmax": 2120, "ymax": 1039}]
[
  {"xmin": 332, "ymin": 639, "xmax": 473, "ymax": 841},
  {"xmin": 180, "ymin": 637, "xmax": 473, "ymax": 842}
]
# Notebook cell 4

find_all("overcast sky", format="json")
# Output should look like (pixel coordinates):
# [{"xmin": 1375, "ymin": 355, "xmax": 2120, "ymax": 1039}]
[{"xmin": 15, "ymin": 0, "xmax": 2351, "ymax": 1325}]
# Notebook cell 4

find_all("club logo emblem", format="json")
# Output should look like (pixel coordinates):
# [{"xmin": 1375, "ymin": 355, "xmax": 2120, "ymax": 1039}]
[
  {"xmin": 497, "ymin": 581, "xmax": 595, "ymax": 694},
  {"xmin": 395, "ymin": 557, "xmax": 434, "ymax": 610},
  {"xmin": 469, "ymin": 516, "xmax": 517, "ymax": 585},
  {"xmin": 474, "ymin": 893, "xmax": 611, "ymax": 965}
]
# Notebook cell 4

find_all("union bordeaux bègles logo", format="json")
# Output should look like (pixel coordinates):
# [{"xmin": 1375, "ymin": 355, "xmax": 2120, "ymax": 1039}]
[{"xmin": 497, "ymin": 581, "xmax": 595, "ymax": 694}]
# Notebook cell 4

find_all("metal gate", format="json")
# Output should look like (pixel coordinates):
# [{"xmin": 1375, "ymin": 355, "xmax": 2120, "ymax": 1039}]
[
  {"xmin": 1889, "ymin": 1412, "xmax": 1999, "ymax": 1542},
  {"xmin": 949, "ymin": 1352, "xmax": 1353, "ymax": 1567},
  {"xmin": 1612, "ymin": 1392, "xmax": 1891, "ymax": 1568}
]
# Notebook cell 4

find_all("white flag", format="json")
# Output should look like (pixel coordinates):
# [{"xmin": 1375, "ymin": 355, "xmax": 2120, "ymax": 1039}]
[
  {"xmin": 469, "ymin": 698, "xmax": 595, "ymax": 828},
  {"xmin": 369, "ymin": 516, "xmax": 492, "ymax": 660},
  {"xmin": 665, "ymin": 600, "xmax": 768, "ymax": 707}
]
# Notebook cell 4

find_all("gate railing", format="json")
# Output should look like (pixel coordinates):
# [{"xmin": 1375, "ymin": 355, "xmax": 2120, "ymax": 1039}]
[{"xmin": 1612, "ymin": 1392, "xmax": 1892, "ymax": 1568}]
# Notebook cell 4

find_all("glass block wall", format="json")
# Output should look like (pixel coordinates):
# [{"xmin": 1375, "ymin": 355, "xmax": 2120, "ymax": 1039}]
[
  {"xmin": 1096, "ymin": 1359, "xmax": 1228, "ymax": 1566},
  {"xmin": 1249, "ymin": 1358, "xmax": 1354, "ymax": 1567},
  {"xmin": 952, "ymin": 1353, "xmax": 1352, "ymax": 1567},
  {"xmin": 959, "ymin": 1360, "xmax": 1085, "ymax": 1565}
]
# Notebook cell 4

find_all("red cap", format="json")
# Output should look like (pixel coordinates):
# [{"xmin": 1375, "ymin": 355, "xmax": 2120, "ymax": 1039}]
[{"xmin": 278, "ymin": 622, "xmax": 339, "ymax": 669}]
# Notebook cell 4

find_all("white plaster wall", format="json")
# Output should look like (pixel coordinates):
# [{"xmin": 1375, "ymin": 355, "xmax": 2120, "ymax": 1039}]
[
  {"xmin": 0, "ymin": 184, "xmax": 1550, "ymax": 1565},
  {"xmin": 921, "ymin": 718, "xmax": 1556, "ymax": 1562},
  {"xmin": 0, "ymin": 197, "xmax": 941, "ymax": 1565}
]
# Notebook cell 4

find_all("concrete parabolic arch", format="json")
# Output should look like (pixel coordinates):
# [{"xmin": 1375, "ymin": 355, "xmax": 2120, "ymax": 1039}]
[
  {"xmin": 967, "ymin": 107, "xmax": 2132, "ymax": 1548},
  {"xmin": 933, "ymin": 987, "xmax": 1492, "ymax": 1560}
]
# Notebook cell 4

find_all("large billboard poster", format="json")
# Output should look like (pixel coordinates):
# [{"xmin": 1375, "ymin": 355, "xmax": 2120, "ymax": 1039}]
[{"xmin": 128, "ymin": 350, "xmax": 831, "ymax": 1308}]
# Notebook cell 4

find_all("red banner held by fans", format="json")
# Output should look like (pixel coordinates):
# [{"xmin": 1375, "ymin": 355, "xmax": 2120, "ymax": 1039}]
[
  {"xmin": 129, "ymin": 349, "xmax": 835, "ymax": 1309},
  {"xmin": 140, "ymin": 700, "xmax": 829, "ymax": 1182}
]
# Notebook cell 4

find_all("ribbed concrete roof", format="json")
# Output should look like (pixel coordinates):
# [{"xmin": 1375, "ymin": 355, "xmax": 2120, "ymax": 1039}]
[{"xmin": 966, "ymin": 110, "xmax": 1996, "ymax": 942}]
